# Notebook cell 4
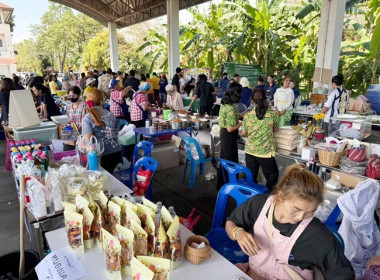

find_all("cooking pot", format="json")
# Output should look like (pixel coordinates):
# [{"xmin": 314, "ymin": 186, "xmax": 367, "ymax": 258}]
[
  {"xmin": 171, "ymin": 119, "xmax": 182, "ymax": 129},
  {"xmin": 199, "ymin": 118, "xmax": 209, "ymax": 129}
]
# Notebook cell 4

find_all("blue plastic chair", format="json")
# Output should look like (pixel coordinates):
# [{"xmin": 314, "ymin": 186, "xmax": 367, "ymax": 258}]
[
  {"xmin": 324, "ymin": 204, "xmax": 341, "ymax": 232},
  {"xmin": 117, "ymin": 119, "xmax": 128, "ymax": 131},
  {"xmin": 181, "ymin": 136, "xmax": 212, "ymax": 188},
  {"xmin": 220, "ymin": 159, "xmax": 269, "ymax": 194},
  {"xmin": 326, "ymin": 225, "xmax": 345, "ymax": 252},
  {"xmin": 113, "ymin": 141, "xmax": 154, "ymax": 188},
  {"xmin": 205, "ymin": 183, "xmax": 264, "ymax": 264},
  {"xmin": 132, "ymin": 156, "xmax": 158, "ymax": 200}
]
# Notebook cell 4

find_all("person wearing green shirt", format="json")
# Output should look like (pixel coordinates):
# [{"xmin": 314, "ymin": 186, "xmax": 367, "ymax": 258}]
[
  {"xmin": 242, "ymin": 88, "xmax": 279, "ymax": 192},
  {"xmin": 217, "ymin": 83, "xmax": 243, "ymax": 189}
]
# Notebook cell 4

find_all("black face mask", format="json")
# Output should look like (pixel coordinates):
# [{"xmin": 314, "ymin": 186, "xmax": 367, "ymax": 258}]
[{"xmin": 69, "ymin": 97, "xmax": 79, "ymax": 103}]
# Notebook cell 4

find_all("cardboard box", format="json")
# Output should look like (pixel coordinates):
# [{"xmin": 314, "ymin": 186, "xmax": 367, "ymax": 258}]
[
  {"xmin": 330, "ymin": 170, "xmax": 364, "ymax": 188},
  {"xmin": 151, "ymin": 143, "xmax": 179, "ymax": 171}
]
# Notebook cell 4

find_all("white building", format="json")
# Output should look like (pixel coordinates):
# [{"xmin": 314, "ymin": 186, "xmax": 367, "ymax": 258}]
[{"xmin": 0, "ymin": 2, "xmax": 16, "ymax": 77}]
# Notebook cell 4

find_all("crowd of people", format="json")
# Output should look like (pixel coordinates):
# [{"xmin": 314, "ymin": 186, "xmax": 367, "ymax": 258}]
[{"xmin": 2, "ymin": 68, "xmax": 367, "ymax": 279}]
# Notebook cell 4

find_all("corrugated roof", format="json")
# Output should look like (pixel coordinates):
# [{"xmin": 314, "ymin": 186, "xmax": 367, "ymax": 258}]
[{"xmin": 51, "ymin": 0, "xmax": 209, "ymax": 28}]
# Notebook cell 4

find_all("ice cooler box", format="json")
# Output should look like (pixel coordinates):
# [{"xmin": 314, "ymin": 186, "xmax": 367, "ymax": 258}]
[{"xmin": 13, "ymin": 121, "xmax": 58, "ymax": 145}]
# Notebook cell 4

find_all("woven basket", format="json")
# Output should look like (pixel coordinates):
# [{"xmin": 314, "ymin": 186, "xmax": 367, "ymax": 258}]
[
  {"xmin": 184, "ymin": 235, "xmax": 211, "ymax": 265},
  {"xmin": 318, "ymin": 148, "xmax": 345, "ymax": 167}
]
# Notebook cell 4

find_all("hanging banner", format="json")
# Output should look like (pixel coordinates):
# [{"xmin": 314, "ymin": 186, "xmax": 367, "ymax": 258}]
[
  {"xmin": 223, "ymin": 62, "xmax": 265, "ymax": 86},
  {"xmin": 183, "ymin": 68, "xmax": 211, "ymax": 82}
]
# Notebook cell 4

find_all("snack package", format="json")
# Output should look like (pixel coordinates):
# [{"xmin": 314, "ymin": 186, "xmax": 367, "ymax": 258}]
[
  {"xmin": 131, "ymin": 219, "xmax": 148, "ymax": 256},
  {"xmin": 105, "ymin": 201, "xmax": 121, "ymax": 236},
  {"xmin": 88, "ymin": 171, "xmax": 109, "ymax": 199},
  {"xmin": 126, "ymin": 206, "xmax": 141, "ymax": 228},
  {"xmin": 61, "ymin": 201, "xmax": 76, "ymax": 212},
  {"xmin": 82, "ymin": 206, "xmax": 94, "ymax": 248},
  {"xmin": 133, "ymin": 168, "xmax": 153, "ymax": 196},
  {"xmin": 93, "ymin": 204, "xmax": 104, "ymax": 249},
  {"xmin": 116, "ymin": 224, "xmax": 134, "ymax": 275},
  {"xmin": 75, "ymin": 194, "xmax": 89, "ymax": 212},
  {"xmin": 142, "ymin": 197, "xmax": 157, "ymax": 212},
  {"xmin": 87, "ymin": 193, "xmax": 97, "ymax": 214},
  {"xmin": 144, "ymin": 214, "xmax": 155, "ymax": 256},
  {"xmin": 154, "ymin": 221, "xmax": 169, "ymax": 258},
  {"xmin": 125, "ymin": 199, "xmax": 138, "ymax": 213},
  {"xmin": 136, "ymin": 256, "xmax": 171, "ymax": 280},
  {"xmin": 44, "ymin": 169, "xmax": 64, "ymax": 211},
  {"xmin": 167, "ymin": 216, "xmax": 182, "ymax": 269},
  {"xmin": 112, "ymin": 196, "xmax": 127, "ymax": 227},
  {"xmin": 137, "ymin": 203, "xmax": 155, "ymax": 228},
  {"xmin": 161, "ymin": 206, "xmax": 173, "ymax": 231},
  {"xmin": 98, "ymin": 191, "xmax": 108, "ymax": 209},
  {"xmin": 67, "ymin": 177, "xmax": 88, "ymax": 204},
  {"xmin": 102, "ymin": 229, "xmax": 122, "ymax": 280},
  {"xmin": 64, "ymin": 209, "xmax": 84, "ymax": 253},
  {"xmin": 131, "ymin": 257, "xmax": 154, "ymax": 280}
]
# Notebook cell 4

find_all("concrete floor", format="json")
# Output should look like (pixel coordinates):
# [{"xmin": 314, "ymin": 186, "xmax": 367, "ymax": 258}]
[{"xmin": 0, "ymin": 140, "xmax": 30, "ymax": 257}]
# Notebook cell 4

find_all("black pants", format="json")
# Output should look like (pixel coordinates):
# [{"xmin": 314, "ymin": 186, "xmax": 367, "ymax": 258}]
[
  {"xmin": 245, "ymin": 153, "xmax": 278, "ymax": 192},
  {"xmin": 217, "ymin": 128, "xmax": 239, "ymax": 189},
  {"xmin": 200, "ymin": 105, "xmax": 212, "ymax": 115},
  {"xmin": 154, "ymin": 89, "xmax": 160, "ymax": 104},
  {"xmin": 101, "ymin": 151, "xmax": 122, "ymax": 173},
  {"xmin": 131, "ymin": 120, "xmax": 145, "ymax": 128}
]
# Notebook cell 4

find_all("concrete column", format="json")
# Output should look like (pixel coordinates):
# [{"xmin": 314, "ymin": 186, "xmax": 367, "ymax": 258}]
[
  {"xmin": 314, "ymin": 0, "xmax": 346, "ymax": 88},
  {"xmin": 108, "ymin": 22, "xmax": 119, "ymax": 71},
  {"xmin": 167, "ymin": 0, "xmax": 180, "ymax": 79}
]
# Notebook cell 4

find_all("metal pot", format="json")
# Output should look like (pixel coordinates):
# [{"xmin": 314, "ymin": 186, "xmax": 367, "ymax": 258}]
[
  {"xmin": 199, "ymin": 118, "xmax": 209, "ymax": 129},
  {"xmin": 180, "ymin": 118, "xmax": 189, "ymax": 128},
  {"xmin": 192, "ymin": 119, "xmax": 200, "ymax": 129},
  {"xmin": 171, "ymin": 119, "xmax": 182, "ymax": 129}
]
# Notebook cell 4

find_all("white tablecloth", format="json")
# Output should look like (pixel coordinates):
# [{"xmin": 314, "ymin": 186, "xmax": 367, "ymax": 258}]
[{"xmin": 45, "ymin": 226, "xmax": 248, "ymax": 280}]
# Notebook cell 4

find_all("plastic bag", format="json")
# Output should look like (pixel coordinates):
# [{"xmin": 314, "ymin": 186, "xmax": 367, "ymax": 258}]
[
  {"xmin": 133, "ymin": 168, "xmax": 153, "ymax": 196},
  {"xmin": 366, "ymin": 155, "xmax": 380, "ymax": 179},
  {"xmin": 26, "ymin": 177, "xmax": 54, "ymax": 218}
]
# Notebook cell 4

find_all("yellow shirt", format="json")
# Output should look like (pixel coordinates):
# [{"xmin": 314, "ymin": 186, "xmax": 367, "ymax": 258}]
[
  {"xmin": 117, "ymin": 77, "xmax": 123, "ymax": 89},
  {"xmin": 146, "ymin": 78, "xmax": 154, "ymax": 94},
  {"xmin": 151, "ymin": 76, "xmax": 160, "ymax": 90},
  {"xmin": 49, "ymin": 81, "xmax": 58, "ymax": 95}
]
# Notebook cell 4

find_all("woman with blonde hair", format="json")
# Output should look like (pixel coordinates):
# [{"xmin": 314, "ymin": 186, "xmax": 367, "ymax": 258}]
[
  {"xmin": 226, "ymin": 164, "xmax": 354, "ymax": 280},
  {"xmin": 81, "ymin": 88, "xmax": 121, "ymax": 173}
]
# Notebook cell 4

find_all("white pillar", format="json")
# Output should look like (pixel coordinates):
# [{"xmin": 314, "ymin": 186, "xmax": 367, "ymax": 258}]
[
  {"xmin": 167, "ymin": 0, "xmax": 180, "ymax": 79},
  {"xmin": 314, "ymin": 0, "xmax": 346, "ymax": 88},
  {"xmin": 108, "ymin": 22, "xmax": 119, "ymax": 71}
]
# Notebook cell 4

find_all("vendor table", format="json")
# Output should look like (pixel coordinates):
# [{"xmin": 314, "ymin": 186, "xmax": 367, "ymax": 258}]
[
  {"xmin": 24, "ymin": 168, "xmax": 133, "ymax": 259},
  {"xmin": 45, "ymin": 225, "xmax": 248, "ymax": 280},
  {"xmin": 134, "ymin": 127, "xmax": 193, "ymax": 144}
]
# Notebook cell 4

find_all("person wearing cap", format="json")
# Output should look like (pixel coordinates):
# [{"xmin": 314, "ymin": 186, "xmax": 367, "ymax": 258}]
[
  {"xmin": 110, "ymin": 78, "xmax": 132, "ymax": 120},
  {"xmin": 172, "ymin": 67, "xmax": 182, "ymax": 92},
  {"xmin": 98, "ymin": 67, "xmax": 113, "ymax": 99},
  {"xmin": 83, "ymin": 77, "xmax": 97, "ymax": 102},
  {"xmin": 130, "ymin": 82, "xmax": 152, "ymax": 127},
  {"xmin": 165, "ymin": 85, "xmax": 184, "ymax": 111},
  {"xmin": 239, "ymin": 77, "xmax": 253, "ymax": 108},
  {"xmin": 159, "ymin": 74, "xmax": 168, "ymax": 107}
]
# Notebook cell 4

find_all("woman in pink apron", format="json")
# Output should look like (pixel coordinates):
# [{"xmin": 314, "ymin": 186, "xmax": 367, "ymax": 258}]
[{"xmin": 226, "ymin": 164, "xmax": 355, "ymax": 280}]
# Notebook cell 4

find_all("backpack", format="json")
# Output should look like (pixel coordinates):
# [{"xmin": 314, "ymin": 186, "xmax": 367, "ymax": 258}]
[{"xmin": 330, "ymin": 87, "xmax": 347, "ymax": 118}]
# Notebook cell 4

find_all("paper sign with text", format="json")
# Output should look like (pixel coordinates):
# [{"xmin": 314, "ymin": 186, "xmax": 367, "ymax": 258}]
[{"xmin": 35, "ymin": 247, "xmax": 87, "ymax": 280}]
